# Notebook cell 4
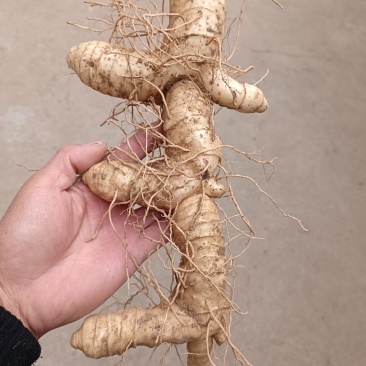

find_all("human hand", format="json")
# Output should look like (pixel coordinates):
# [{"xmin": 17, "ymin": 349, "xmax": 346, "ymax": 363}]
[{"xmin": 0, "ymin": 131, "xmax": 166, "ymax": 339}]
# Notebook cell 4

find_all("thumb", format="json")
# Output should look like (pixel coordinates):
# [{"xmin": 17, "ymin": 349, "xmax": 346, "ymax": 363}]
[{"xmin": 36, "ymin": 142, "xmax": 107, "ymax": 190}]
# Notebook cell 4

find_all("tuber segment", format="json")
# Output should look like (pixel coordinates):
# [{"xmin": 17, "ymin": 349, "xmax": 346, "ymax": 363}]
[
  {"xmin": 67, "ymin": 40, "xmax": 267, "ymax": 112},
  {"xmin": 71, "ymin": 193, "xmax": 229, "ymax": 364},
  {"xmin": 66, "ymin": 2, "xmax": 266, "ymax": 113}
]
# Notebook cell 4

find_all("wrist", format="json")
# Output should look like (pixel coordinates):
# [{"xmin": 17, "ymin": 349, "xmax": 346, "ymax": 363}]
[
  {"xmin": 0, "ymin": 286, "xmax": 18, "ymax": 319},
  {"xmin": 0, "ymin": 284, "xmax": 34, "ymax": 337}
]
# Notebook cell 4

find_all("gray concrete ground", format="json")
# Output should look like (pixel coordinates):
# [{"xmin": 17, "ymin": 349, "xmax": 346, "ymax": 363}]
[{"xmin": 1, "ymin": 1, "xmax": 366, "ymax": 365}]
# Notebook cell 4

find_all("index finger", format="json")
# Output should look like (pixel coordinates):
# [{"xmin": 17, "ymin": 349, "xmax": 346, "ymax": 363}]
[{"xmin": 110, "ymin": 122, "xmax": 163, "ymax": 162}]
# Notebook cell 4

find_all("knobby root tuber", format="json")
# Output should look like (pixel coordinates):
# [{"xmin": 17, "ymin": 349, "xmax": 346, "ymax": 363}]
[{"xmin": 67, "ymin": 0, "xmax": 269, "ymax": 365}]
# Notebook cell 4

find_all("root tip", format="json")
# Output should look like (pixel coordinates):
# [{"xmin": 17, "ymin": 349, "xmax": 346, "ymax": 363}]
[
  {"xmin": 257, "ymin": 97, "xmax": 268, "ymax": 113},
  {"xmin": 70, "ymin": 328, "xmax": 82, "ymax": 350}
]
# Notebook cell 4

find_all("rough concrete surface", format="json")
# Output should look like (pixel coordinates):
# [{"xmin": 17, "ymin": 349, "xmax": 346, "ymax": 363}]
[{"xmin": 1, "ymin": 1, "xmax": 366, "ymax": 365}]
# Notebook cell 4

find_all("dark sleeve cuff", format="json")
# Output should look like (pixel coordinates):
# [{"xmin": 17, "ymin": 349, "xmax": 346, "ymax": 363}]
[{"xmin": 0, "ymin": 306, "xmax": 41, "ymax": 365}]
